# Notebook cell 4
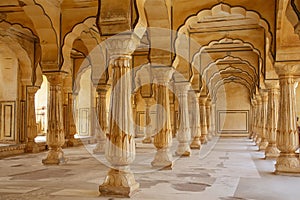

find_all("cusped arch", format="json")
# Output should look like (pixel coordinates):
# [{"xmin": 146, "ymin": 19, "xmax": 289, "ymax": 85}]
[
  {"xmin": 174, "ymin": 3, "xmax": 272, "ymax": 85},
  {"xmin": 61, "ymin": 17, "xmax": 98, "ymax": 73}
]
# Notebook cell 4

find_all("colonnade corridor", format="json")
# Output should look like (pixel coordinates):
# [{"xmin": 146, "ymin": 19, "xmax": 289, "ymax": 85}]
[{"xmin": 0, "ymin": 136, "xmax": 298, "ymax": 200}]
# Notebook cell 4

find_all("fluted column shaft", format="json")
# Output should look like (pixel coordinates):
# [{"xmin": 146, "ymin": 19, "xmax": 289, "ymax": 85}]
[
  {"xmin": 259, "ymin": 91, "xmax": 269, "ymax": 150},
  {"xmin": 25, "ymin": 86, "xmax": 39, "ymax": 153},
  {"xmin": 265, "ymin": 83, "xmax": 280, "ymax": 159},
  {"xmin": 151, "ymin": 67, "xmax": 173, "ymax": 169},
  {"xmin": 175, "ymin": 82, "xmax": 191, "ymax": 156},
  {"xmin": 199, "ymin": 96, "xmax": 208, "ymax": 144},
  {"xmin": 190, "ymin": 92, "xmax": 201, "ymax": 149},
  {"xmin": 142, "ymin": 98, "xmax": 153, "ymax": 143},
  {"xmin": 93, "ymin": 85, "xmax": 109, "ymax": 154},
  {"xmin": 275, "ymin": 75, "xmax": 300, "ymax": 174},
  {"xmin": 42, "ymin": 72, "xmax": 67, "ymax": 165}
]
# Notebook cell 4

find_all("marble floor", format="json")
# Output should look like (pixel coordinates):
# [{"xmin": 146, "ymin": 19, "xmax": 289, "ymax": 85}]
[{"xmin": 0, "ymin": 137, "xmax": 299, "ymax": 200}]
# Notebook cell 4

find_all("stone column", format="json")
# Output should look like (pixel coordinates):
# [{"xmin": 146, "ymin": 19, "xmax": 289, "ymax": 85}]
[
  {"xmin": 255, "ymin": 95, "xmax": 262, "ymax": 145},
  {"xmin": 42, "ymin": 72, "xmax": 67, "ymax": 165},
  {"xmin": 259, "ymin": 91, "xmax": 269, "ymax": 150},
  {"xmin": 199, "ymin": 96, "xmax": 208, "ymax": 144},
  {"xmin": 93, "ymin": 85, "xmax": 109, "ymax": 154},
  {"xmin": 99, "ymin": 35, "xmax": 139, "ymax": 197},
  {"xmin": 25, "ymin": 86, "xmax": 40, "ymax": 153},
  {"xmin": 206, "ymin": 98, "xmax": 212, "ymax": 141},
  {"xmin": 249, "ymin": 98, "xmax": 257, "ymax": 140},
  {"xmin": 175, "ymin": 82, "xmax": 191, "ymax": 156},
  {"xmin": 142, "ymin": 97, "xmax": 153, "ymax": 143},
  {"xmin": 275, "ymin": 67, "xmax": 300, "ymax": 174},
  {"xmin": 151, "ymin": 66, "xmax": 174, "ymax": 169},
  {"xmin": 211, "ymin": 102, "xmax": 216, "ymax": 137},
  {"xmin": 66, "ymin": 92, "xmax": 77, "ymax": 146},
  {"xmin": 265, "ymin": 82, "xmax": 280, "ymax": 159},
  {"xmin": 189, "ymin": 91, "xmax": 201, "ymax": 149}
]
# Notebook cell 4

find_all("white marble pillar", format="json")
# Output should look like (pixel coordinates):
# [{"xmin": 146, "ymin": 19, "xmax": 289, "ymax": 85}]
[
  {"xmin": 259, "ymin": 91, "xmax": 269, "ymax": 150},
  {"xmin": 25, "ymin": 86, "xmax": 40, "ymax": 153},
  {"xmin": 42, "ymin": 72, "xmax": 67, "ymax": 165},
  {"xmin": 206, "ymin": 98, "xmax": 213, "ymax": 141},
  {"xmin": 175, "ymin": 82, "xmax": 191, "ymax": 156},
  {"xmin": 189, "ymin": 92, "xmax": 201, "ymax": 149},
  {"xmin": 142, "ymin": 97, "xmax": 153, "ymax": 143},
  {"xmin": 151, "ymin": 66, "xmax": 174, "ymax": 169},
  {"xmin": 93, "ymin": 85, "xmax": 109, "ymax": 154},
  {"xmin": 199, "ymin": 96, "xmax": 208, "ymax": 144},
  {"xmin": 265, "ymin": 82, "xmax": 280, "ymax": 159},
  {"xmin": 275, "ymin": 73, "xmax": 300, "ymax": 174},
  {"xmin": 99, "ymin": 35, "xmax": 139, "ymax": 197}
]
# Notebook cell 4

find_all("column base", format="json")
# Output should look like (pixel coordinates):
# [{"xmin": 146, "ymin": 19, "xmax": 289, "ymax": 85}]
[
  {"xmin": 151, "ymin": 149, "xmax": 173, "ymax": 170},
  {"xmin": 275, "ymin": 153, "xmax": 300, "ymax": 174},
  {"xmin": 25, "ymin": 141, "xmax": 39, "ymax": 153},
  {"xmin": 207, "ymin": 133, "xmax": 213, "ymax": 141},
  {"xmin": 99, "ymin": 168, "xmax": 139, "ymax": 197},
  {"xmin": 93, "ymin": 141, "xmax": 106, "ymax": 154},
  {"xmin": 42, "ymin": 147, "xmax": 67, "ymax": 165},
  {"xmin": 259, "ymin": 141, "xmax": 268, "ymax": 151},
  {"xmin": 265, "ymin": 144, "xmax": 280, "ymax": 159},
  {"xmin": 255, "ymin": 137, "xmax": 262, "ymax": 146},
  {"xmin": 176, "ymin": 143, "xmax": 191, "ymax": 157},
  {"xmin": 66, "ymin": 138, "xmax": 79, "ymax": 147},
  {"xmin": 200, "ymin": 135, "xmax": 208, "ymax": 144},
  {"xmin": 142, "ymin": 137, "xmax": 152, "ymax": 144},
  {"xmin": 190, "ymin": 138, "xmax": 201, "ymax": 149}
]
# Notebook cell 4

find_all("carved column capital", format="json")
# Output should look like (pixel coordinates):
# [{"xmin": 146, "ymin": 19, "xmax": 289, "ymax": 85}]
[
  {"xmin": 152, "ymin": 66, "xmax": 174, "ymax": 84},
  {"xmin": 44, "ymin": 72, "xmax": 67, "ymax": 86},
  {"xmin": 175, "ymin": 82, "xmax": 191, "ymax": 95},
  {"xmin": 105, "ymin": 33, "xmax": 140, "ymax": 58},
  {"xmin": 275, "ymin": 62, "xmax": 300, "ymax": 76},
  {"xmin": 265, "ymin": 80, "xmax": 279, "ymax": 89}
]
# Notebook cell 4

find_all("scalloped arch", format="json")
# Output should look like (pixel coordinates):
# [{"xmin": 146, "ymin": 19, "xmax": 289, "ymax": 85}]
[
  {"xmin": 61, "ymin": 17, "xmax": 98, "ymax": 73},
  {"xmin": 174, "ymin": 3, "xmax": 272, "ymax": 76}
]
